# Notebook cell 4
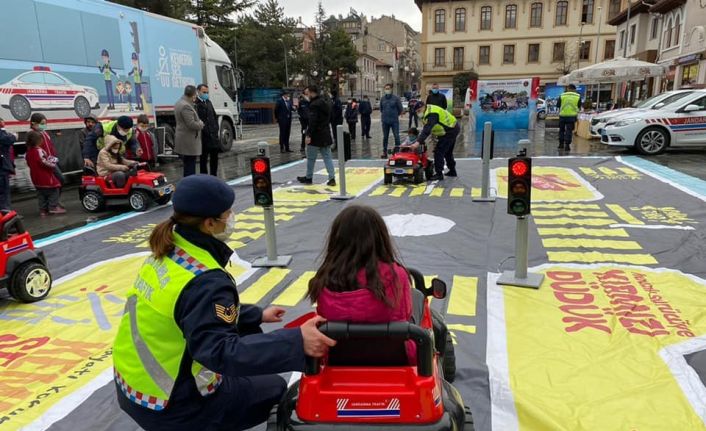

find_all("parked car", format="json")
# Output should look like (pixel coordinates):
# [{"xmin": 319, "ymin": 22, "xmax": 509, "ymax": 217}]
[{"xmin": 537, "ymin": 98, "xmax": 546, "ymax": 120}]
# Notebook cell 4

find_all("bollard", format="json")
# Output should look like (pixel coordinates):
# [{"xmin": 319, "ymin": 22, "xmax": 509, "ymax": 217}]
[
  {"xmin": 252, "ymin": 141, "xmax": 292, "ymax": 267},
  {"xmin": 331, "ymin": 125, "xmax": 354, "ymax": 201},
  {"xmin": 473, "ymin": 121, "xmax": 496, "ymax": 202}
]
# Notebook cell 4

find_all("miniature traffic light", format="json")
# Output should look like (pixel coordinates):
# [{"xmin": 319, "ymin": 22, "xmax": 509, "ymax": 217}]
[
  {"xmin": 507, "ymin": 155, "xmax": 532, "ymax": 216},
  {"xmin": 251, "ymin": 157, "xmax": 273, "ymax": 206}
]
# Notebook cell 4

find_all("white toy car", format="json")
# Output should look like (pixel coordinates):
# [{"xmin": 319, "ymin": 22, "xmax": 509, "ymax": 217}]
[
  {"xmin": 600, "ymin": 90, "xmax": 706, "ymax": 155},
  {"xmin": 590, "ymin": 90, "xmax": 695, "ymax": 137},
  {"xmin": 0, "ymin": 67, "xmax": 100, "ymax": 121}
]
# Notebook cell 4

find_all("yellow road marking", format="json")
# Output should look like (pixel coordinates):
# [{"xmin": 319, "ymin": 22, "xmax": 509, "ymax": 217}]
[
  {"xmin": 227, "ymin": 240, "xmax": 247, "ymax": 249},
  {"xmin": 471, "ymin": 187, "xmax": 481, "ymax": 198},
  {"xmin": 271, "ymin": 201, "xmax": 319, "ymax": 207},
  {"xmin": 533, "ymin": 218, "xmax": 617, "ymax": 226},
  {"xmin": 409, "ymin": 186, "xmax": 426, "ymax": 196},
  {"xmin": 531, "ymin": 210, "xmax": 611, "ymax": 218},
  {"xmin": 272, "ymin": 271, "xmax": 316, "ymax": 307},
  {"xmin": 430, "ymin": 187, "xmax": 444, "ymax": 197},
  {"xmin": 537, "ymin": 227, "xmax": 630, "ymax": 237},
  {"xmin": 618, "ymin": 167, "xmax": 639, "ymax": 175},
  {"xmin": 236, "ymin": 213, "xmax": 293, "ymax": 222},
  {"xmin": 532, "ymin": 204, "xmax": 601, "ymax": 210},
  {"xmin": 389, "ymin": 187, "xmax": 407, "ymax": 197},
  {"xmin": 450, "ymin": 188, "xmax": 464, "ymax": 198},
  {"xmin": 236, "ymin": 222, "xmax": 266, "ymax": 230},
  {"xmin": 245, "ymin": 207, "xmax": 310, "ymax": 214},
  {"xmin": 230, "ymin": 230, "xmax": 265, "ymax": 240},
  {"xmin": 547, "ymin": 251, "xmax": 658, "ymax": 265},
  {"xmin": 598, "ymin": 167, "xmax": 618, "ymax": 176},
  {"xmin": 606, "ymin": 204, "xmax": 645, "ymax": 225},
  {"xmin": 240, "ymin": 268, "xmax": 291, "ymax": 304},
  {"xmin": 370, "ymin": 186, "xmax": 387, "ymax": 197},
  {"xmin": 448, "ymin": 276, "xmax": 478, "ymax": 317},
  {"xmin": 448, "ymin": 323, "xmax": 477, "ymax": 335},
  {"xmin": 541, "ymin": 238, "xmax": 643, "ymax": 250},
  {"xmin": 579, "ymin": 167, "xmax": 597, "ymax": 176}
]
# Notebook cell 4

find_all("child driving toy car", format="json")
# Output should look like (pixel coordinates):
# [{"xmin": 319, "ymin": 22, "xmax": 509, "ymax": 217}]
[
  {"xmin": 97, "ymin": 135, "xmax": 139, "ymax": 188},
  {"xmin": 400, "ymin": 127, "xmax": 421, "ymax": 152}
]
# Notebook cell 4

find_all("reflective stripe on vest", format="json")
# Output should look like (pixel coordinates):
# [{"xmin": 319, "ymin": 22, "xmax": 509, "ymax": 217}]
[
  {"xmin": 97, "ymin": 120, "xmax": 133, "ymax": 152},
  {"xmin": 113, "ymin": 235, "xmax": 224, "ymax": 410},
  {"xmin": 423, "ymin": 104, "xmax": 457, "ymax": 136},
  {"xmin": 559, "ymin": 92, "xmax": 581, "ymax": 117}
]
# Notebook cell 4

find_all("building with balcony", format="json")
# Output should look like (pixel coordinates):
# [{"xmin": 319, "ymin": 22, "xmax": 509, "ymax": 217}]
[{"xmin": 415, "ymin": 0, "xmax": 618, "ymax": 97}]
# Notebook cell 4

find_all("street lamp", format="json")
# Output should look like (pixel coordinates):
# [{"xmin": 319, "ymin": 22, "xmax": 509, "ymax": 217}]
[
  {"xmin": 594, "ymin": 6, "xmax": 603, "ymax": 64},
  {"xmin": 327, "ymin": 70, "xmax": 333, "ymax": 76},
  {"xmin": 577, "ymin": 22, "xmax": 585, "ymax": 70},
  {"xmin": 277, "ymin": 38, "xmax": 289, "ymax": 88}
]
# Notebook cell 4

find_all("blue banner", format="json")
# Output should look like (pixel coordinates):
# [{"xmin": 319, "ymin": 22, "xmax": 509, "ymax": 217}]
[{"xmin": 544, "ymin": 84, "xmax": 587, "ymax": 117}]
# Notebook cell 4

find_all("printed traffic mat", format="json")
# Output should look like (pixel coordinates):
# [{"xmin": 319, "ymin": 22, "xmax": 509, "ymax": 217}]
[{"xmin": 1, "ymin": 157, "xmax": 706, "ymax": 431}]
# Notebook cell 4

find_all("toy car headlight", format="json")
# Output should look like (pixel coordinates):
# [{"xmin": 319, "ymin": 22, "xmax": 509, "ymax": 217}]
[
  {"xmin": 153, "ymin": 179, "xmax": 159, "ymax": 186},
  {"xmin": 614, "ymin": 118, "xmax": 641, "ymax": 127},
  {"xmin": 406, "ymin": 160, "xmax": 413, "ymax": 166}
]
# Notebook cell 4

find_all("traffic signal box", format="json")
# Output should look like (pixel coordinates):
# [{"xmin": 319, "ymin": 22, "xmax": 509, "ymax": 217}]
[
  {"xmin": 507, "ymin": 156, "xmax": 532, "ymax": 216},
  {"xmin": 251, "ymin": 157, "xmax": 273, "ymax": 206}
]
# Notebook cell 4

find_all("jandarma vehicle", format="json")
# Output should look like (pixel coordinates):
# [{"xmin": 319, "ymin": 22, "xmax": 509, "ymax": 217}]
[{"xmin": 600, "ymin": 90, "xmax": 706, "ymax": 155}]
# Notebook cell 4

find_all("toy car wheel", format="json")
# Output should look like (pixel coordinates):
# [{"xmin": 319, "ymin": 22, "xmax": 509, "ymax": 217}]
[
  {"xmin": 537, "ymin": 111, "xmax": 546, "ymax": 120},
  {"xmin": 425, "ymin": 163, "xmax": 435, "ymax": 181},
  {"xmin": 129, "ymin": 190, "xmax": 150, "ymax": 212},
  {"xmin": 9, "ymin": 261, "xmax": 52, "ymax": 303},
  {"xmin": 636, "ymin": 126, "xmax": 669, "ymax": 155},
  {"xmin": 74, "ymin": 96, "xmax": 91, "ymax": 118},
  {"xmin": 443, "ymin": 332, "xmax": 457, "ymax": 383},
  {"xmin": 384, "ymin": 173, "xmax": 392, "ymax": 185},
  {"xmin": 414, "ymin": 167, "xmax": 424, "ymax": 184},
  {"xmin": 9, "ymin": 95, "xmax": 31, "ymax": 121},
  {"xmin": 82, "ymin": 190, "xmax": 105, "ymax": 212},
  {"xmin": 464, "ymin": 405, "xmax": 475, "ymax": 431},
  {"xmin": 155, "ymin": 194, "xmax": 172, "ymax": 206}
]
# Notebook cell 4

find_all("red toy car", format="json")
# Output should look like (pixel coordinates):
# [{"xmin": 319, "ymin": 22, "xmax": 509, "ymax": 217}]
[
  {"xmin": 267, "ymin": 271, "xmax": 473, "ymax": 430},
  {"xmin": 79, "ymin": 164, "xmax": 173, "ymax": 212},
  {"xmin": 0, "ymin": 210, "xmax": 52, "ymax": 303},
  {"xmin": 384, "ymin": 144, "xmax": 434, "ymax": 185}
]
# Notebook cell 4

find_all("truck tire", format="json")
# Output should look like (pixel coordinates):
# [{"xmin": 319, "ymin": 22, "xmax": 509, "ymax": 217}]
[
  {"xmin": 219, "ymin": 120, "xmax": 234, "ymax": 153},
  {"xmin": 74, "ymin": 96, "xmax": 92, "ymax": 118},
  {"xmin": 9, "ymin": 261, "xmax": 52, "ymax": 303},
  {"xmin": 9, "ymin": 95, "xmax": 31, "ymax": 121}
]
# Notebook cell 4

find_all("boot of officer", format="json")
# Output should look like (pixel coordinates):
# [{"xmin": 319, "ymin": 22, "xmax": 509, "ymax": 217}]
[{"xmin": 113, "ymin": 174, "xmax": 336, "ymax": 431}]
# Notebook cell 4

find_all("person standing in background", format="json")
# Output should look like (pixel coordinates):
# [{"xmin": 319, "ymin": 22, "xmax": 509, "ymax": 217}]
[
  {"xmin": 557, "ymin": 84, "xmax": 582, "ymax": 152},
  {"xmin": 275, "ymin": 91, "xmax": 293, "ymax": 153},
  {"xmin": 0, "ymin": 118, "xmax": 16, "ymax": 211},
  {"xmin": 195, "ymin": 84, "xmax": 221, "ymax": 175},
  {"xmin": 425, "ymin": 83, "xmax": 448, "ymax": 109},
  {"xmin": 408, "ymin": 98, "xmax": 419, "ymax": 129},
  {"xmin": 174, "ymin": 85, "xmax": 204, "ymax": 177},
  {"xmin": 132, "ymin": 115, "xmax": 157, "ymax": 168},
  {"xmin": 344, "ymin": 98, "xmax": 358, "ymax": 140},
  {"xmin": 297, "ymin": 85, "xmax": 336, "ymax": 186},
  {"xmin": 329, "ymin": 90, "xmax": 343, "ymax": 148},
  {"xmin": 298, "ymin": 88, "xmax": 311, "ymax": 152},
  {"xmin": 358, "ymin": 95, "xmax": 372, "ymax": 139},
  {"xmin": 379, "ymin": 84, "xmax": 403, "ymax": 158},
  {"xmin": 78, "ymin": 115, "xmax": 98, "ymax": 159}
]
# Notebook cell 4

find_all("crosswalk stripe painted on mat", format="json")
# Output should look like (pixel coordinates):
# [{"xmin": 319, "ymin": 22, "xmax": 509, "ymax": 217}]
[
  {"xmin": 239, "ymin": 268, "xmax": 291, "ymax": 304},
  {"xmin": 447, "ymin": 276, "xmax": 478, "ymax": 317},
  {"xmin": 541, "ymin": 238, "xmax": 643, "ymax": 250},
  {"xmin": 273, "ymin": 271, "xmax": 316, "ymax": 307},
  {"xmin": 537, "ymin": 227, "xmax": 630, "ymax": 237},
  {"xmin": 547, "ymin": 251, "xmax": 658, "ymax": 265}
]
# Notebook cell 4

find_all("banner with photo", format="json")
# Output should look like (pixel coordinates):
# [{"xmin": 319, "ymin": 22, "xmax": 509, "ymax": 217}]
[
  {"xmin": 544, "ymin": 84, "xmax": 587, "ymax": 117},
  {"xmin": 469, "ymin": 78, "xmax": 539, "ymax": 130}
]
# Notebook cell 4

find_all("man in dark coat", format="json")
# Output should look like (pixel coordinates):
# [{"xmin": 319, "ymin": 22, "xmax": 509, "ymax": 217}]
[
  {"xmin": 297, "ymin": 86, "xmax": 336, "ymax": 186},
  {"xmin": 425, "ymin": 83, "xmax": 448, "ymax": 109},
  {"xmin": 195, "ymin": 84, "xmax": 221, "ymax": 176},
  {"xmin": 358, "ymin": 95, "xmax": 373, "ymax": 139},
  {"xmin": 275, "ymin": 91, "xmax": 293, "ymax": 153},
  {"xmin": 297, "ymin": 89, "xmax": 310, "ymax": 152},
  {"xmin": 0, "ymin": 118, "xmax": 16, "ymax": 210},
  {"xmin": 329, "ymin": 90, "xmax": 343, "ymax": 147},
  {"xmin": 344, "ymin": 98, "xmax": 358, "ymax": 140}
]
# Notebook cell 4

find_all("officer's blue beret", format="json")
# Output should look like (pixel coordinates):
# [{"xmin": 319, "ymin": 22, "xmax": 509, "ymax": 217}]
[
  {"xmin": 117, "ymin": 116, "xmax": 133, "ymax": 129},
  {"xmin": 173, "ymin": 175, "xmax": 235, "ymax": 217}
]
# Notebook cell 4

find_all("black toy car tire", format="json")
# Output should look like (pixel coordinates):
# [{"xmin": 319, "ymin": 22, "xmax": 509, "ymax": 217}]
[
  {"xmin": 155, "ymin": 195, "xmax": 172, "ymax": 206},
  {"xmin": 414, "ymin": 167, "xmax": 424, "ymax": 184},
  {"xmin": 425, "ymin": 163, "xmax": 435, "ymax": 181},
  {"xmin": 9, "ymin": 261, "xmax": 52, "ymax": 303},
  {"xmin": 129, "ymin": 190, "xmax": 150, "ymax": 212},
  {"xmin": 81, "ymin": 190, "xmax": 105, "ymax": 213},
  {"xmin": 464, "ymin": 405, "xmax": 475, "ymax": 431},
  {"xmin": 443, "ymin": 333, "xmax": 457, "ymax": 383},
  {"xmin": 384, "ymin": 173, "xmax": 393, "ymax": 185}
]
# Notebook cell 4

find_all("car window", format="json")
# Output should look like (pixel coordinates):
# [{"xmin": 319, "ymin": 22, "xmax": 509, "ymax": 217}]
[
  {"xmin": 687, "ymin": 96, "xmax": 706, "ymax": 111},
  {"xmin": 655, "ymin": 92, "xmax": 693, "ymax": 108},
  {"xmin": 18, "ymin": 73, "xmax": 45, "ymax": 84},
  {"xmin": 43, "ymin": 73, "xmax": 67, "ymax": 85},
  {"xmin": 215, "ymin": 65, "xmax": 236, "ymax": 99},
  {"xmin": 635, "ymin": 93, "xmax": 664, "ymax": 108}
]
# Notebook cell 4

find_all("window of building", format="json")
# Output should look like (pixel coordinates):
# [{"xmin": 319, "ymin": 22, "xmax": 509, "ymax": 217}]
[
  {"xmin": 608, "ymin": 0, "xmax": 621, "ymax": 18},
  {"xmin": 630, "ymin": 24, "xmax": 636, "ymax": 45},
  {"xmin": 503, "ymin": 45, "xmax": 515, "ymax": 63},
  {"xmin": 553, "ymin": 42, "xmax": 565, "ymax": 62},
  {"xmin": 455, "ymin": 8, "xmax": 466, "ymax": 31},
  {"xmin": 528, "ymin": 43, "xmax": 540, "ymax": 62},
  {"xmin": 479, "ymin": 45, "xmax": 491, "ymax": 64},
  {"xmin": 604, "ymin": 39, "xmax": 615, "ymax": 59},
  {"xmin": 673, "ymin": 14, "xmax": 681, "ymax": 46},
  {"xmin": 664, "ymin": 18, "xmax": 672, "ymax": 48},
  {"xmin": 434, "ymin": 48, "xmax": 446, "ymax": 66},
  {"xmin": 530, "ymin": 2, "xmax": 543, "ymax": 27},
  {"xmin": 505, "ymin": 5, "xmax": 517, "ymax": 28},
  {"xmin": 435, "ymin": 9, "xmax": 446, "ymax": 33},
  {"xmin": 453, "ymin": 47, "xmax": 465, "ymax": 70},
  {"xmin": 582, "ymin": 0, "xmax": 594, "ymax": 24},
  {"xmin": 619, "ymin": 30, "xmax": 625, "ymax": 49},
  {"xmin": 650, "ymin": 16, "xmax": 659, "ymax": 40},
  {"xmin": 682, "ymin": 65, "xmax": 700, "ymax": 87},
  {"xmin": 579, "ymin": 41, "xmax": 591, "ymax": 60},
  {"xmin": 555, "ymin": 1, "xmax": 568, "ymax": 26},
  {"xmin": 480, "ymin": 6, "xmax": 492, "ymax": 30}
]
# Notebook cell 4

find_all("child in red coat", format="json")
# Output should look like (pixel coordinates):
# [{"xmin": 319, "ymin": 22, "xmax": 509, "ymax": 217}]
[
  {"xmin": 307, "ymin": 205, "xmax": 415, "ymax": 363},
  {"xmin": 25, "ymin": 131, "xmax": 65, "ymax": 216},
  {"xmin": 127, "ymin": 114, "xmax": 156, "ymax": 167}
]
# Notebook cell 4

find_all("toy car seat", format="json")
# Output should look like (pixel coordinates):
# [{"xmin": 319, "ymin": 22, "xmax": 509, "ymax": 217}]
[
  {"xmin": 83, "ymin": 166, "xmax": 98, "ymax": 176},
  {"xmin": 0, "ymin": 210, "xmax": 25, "ymax": 242}
]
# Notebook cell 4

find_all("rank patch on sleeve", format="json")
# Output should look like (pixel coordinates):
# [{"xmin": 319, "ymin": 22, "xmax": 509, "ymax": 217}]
[{"xmin": 215, "ymin": 303, "xmax": 238, "ymax": 324}]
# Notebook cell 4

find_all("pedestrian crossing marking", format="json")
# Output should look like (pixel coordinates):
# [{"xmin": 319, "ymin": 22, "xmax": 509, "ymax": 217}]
[
  {"xmin": 579, "ymin": 168, "xmax": 598, "ymax": 176},
  {"xmin": 239, "ymin": 268, "xmax": 291, "ymax": 304},
  {"xmin": 531, "ymin": 210, "xmax": 612, "ymax": 218},
  {"xmin": 272, "ymin": 271, "xmax": 316, "ymax": 307},
  {"xmin": 547, "ymin": 251, "xmax": 658, "ymax": 265},
  {"xmin": 542, "ymin": 238, "xmax": 643, "ymax": 250},
  {"xmin": 598, "ymin": 167, "xmax": 618, "ymax": 176},
  {"xmin": 409, "ymin": 186, "xmax": 426, "ymax": 196},
  {"xmin": 230, "ymin": 230, "xmax": 265, "ymax": 241},
  {"xmin": 271, "ymin": 201, "xmax": 320, "ymax": 207},
  {"xmin": 370, "ymin": 186, "xmax": 387, "ymax": 196},
  {"xmin": 533, "ymin": 217, "xmax": 618, "ymax": 226},
  {"xmin": 618, "ymin": 167, "xmax": 639, "ymax": 175},
  {"xmin": 236, "ymin": 213, "xmax": 293, "ymax": 222},
  {"xmin": 389, "ymin": 187, "xmax": 407, "ymax": 197},
  {"xmin": 447, "ymin": 276, "xmax": 478, "ymax": 317},
  {"xmin": 606, "ymin": 204, "xmax": 645, "ymax": 225},
  {"xmin": 245, "ymin": 206, "xmax": 310, "ymax": 214},
  {"xmin": 430, "ymin": 187, "xmax": 444, "ymax": 197},
  {"xmin": 532, "ymin": 204, "xmax": 601, "ymax": 210},
  {"xmin": 450, "ymin": 188, "xmax": 464, "ymax": 198},
  {"xmin": 537, "ymin": 228, "xmax": 630, "ymax": 237},
  {"xmin": 447, "ymin": 323, "xmax": 476, "ymax": 335},
  {"xmin": 368, "ymin": 185, "xmax": 480, "ymax": 198},
  {"xmin": 235, "ymin": 222, "xmax": 266, "ymax": 230},
  {"xmin": 227, "ymin": 240, "xmax": 247, "ymax": 249}
]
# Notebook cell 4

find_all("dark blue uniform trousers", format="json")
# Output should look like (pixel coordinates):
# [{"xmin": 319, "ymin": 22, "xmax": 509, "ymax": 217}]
[
  {"xmin": 433, "ymin": 125, "xmax": 459, "ymax": 175},
  {"xmin": 559, "ymin": 116, "xmax": 577, "ymax": 148}
]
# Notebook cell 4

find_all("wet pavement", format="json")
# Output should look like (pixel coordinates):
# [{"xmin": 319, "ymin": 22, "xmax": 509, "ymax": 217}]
[{"xmin": 8, "ymin": 112, "xmax": 706, "ymax": 239}]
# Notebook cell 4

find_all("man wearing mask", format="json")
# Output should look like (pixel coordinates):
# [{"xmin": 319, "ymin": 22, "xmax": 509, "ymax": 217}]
[
  {"xmin": 175, "ymin": 85, "xmax": 205, "ymax": 177},
  {"xmin": 79, "ymin": 115, "xmax": 97, "ymax": 156},
  {"xmin": 195, "ymin": 84, "xmax": 221, "ymax": 175},
  {"xmin": 329, "ymin": 90, "xmax": 343, "ymax": 148},
  {"xmin": 0, "ymin": 118, "xmax": 16, "ymax": 211},
  {"xmin": 275, "ymin": 91, "xmax": 293, "ymax": 153},
  {"xmin": 358, "ymin": 95, "xmax": 372, "ymax": 139},
  {"xmin": 297, "ymin": 89, "xmax": 311, "ymax": 152},
  {"xmin": 83, "ymin": 115, "xmax": 141, "ymax": 168},
  {"xmin": 557, "ymin": 84, "xmax": 582, "ymax": 152},
  {"xmin": 416, "ymin": 101, "xmax": 459, "ymax": 181},
  {"xmin": 344, "ymin": 98, "xmax": 358, "ymax": 140},
  {"xmin": 380, "ymin": 84, "xmax": 403, "ymax": 158},
  {"xmin": 297, "ymin": 85, "xmax": 336, "ymax": 186},
  {"xmin": 425, "ymin": 83, "xmax": 448, "ymax": 110}
]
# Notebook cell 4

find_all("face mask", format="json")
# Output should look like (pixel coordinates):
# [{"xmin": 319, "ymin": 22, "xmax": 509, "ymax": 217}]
[
  {"xmin": 200, "ymin": 93, "xmax": 209, "ymax": 101},
  {"xmin": 384, "ymin": 89, "xmax": 392, "ymax": 95},
  {"xmin": 432, "ymin": 89, "xmax": 439, "ymax": 94},
  {"xmin": 117, "ymin": 128, "xmax": 127, "ymax": 137},
  {"xmin": 408, "ymin": 135, "xmax": 417, "ymax": 142},
  {"xmin": 37, "ymin": 124, "xmax": 47, "ymax": 131},
  {"xmin": 214, "ymin": 213, "xmax": 236, "ymax": 241},
  {"xmin": 138, "ymin": 126, "xmax": 148, "ymax": 133}
]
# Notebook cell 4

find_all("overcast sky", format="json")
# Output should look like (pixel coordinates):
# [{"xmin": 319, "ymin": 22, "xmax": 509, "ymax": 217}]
[{"xmin": 278, "ymin": 0, "xmax": 422, "ymax": 32}]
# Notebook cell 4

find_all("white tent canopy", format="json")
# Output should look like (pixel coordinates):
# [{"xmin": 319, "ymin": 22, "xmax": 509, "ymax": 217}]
[{"xmin": 568, "ymin": 57, "xmax": 667, "ymax": 84}]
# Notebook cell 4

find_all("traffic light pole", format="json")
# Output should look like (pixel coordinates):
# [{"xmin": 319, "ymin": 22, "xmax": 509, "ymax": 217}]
[
  {"xmin": 331, "ymin": 125, "xmax": 353, "ymax": 201},
  {"xmin": 497, "ymin": 215, "xmax": 544, "ymax": 289},
  {"xmin": 473, "ymin": 121, "xmax": 496, "ymax": 202},
  {"xmin": 252, "ymin": 142, "xmax": 292, "ymax": 268}
]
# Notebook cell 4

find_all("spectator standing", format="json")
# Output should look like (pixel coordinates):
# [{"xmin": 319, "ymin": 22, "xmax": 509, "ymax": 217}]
[
  {"xmin": 25, "ymin": 131, "xmax": 65, "ymax": 216},
  {"xmin": 358, "ymin": 95, "xmax": 372, "ymax": 139},
  {"xmin": 0, "ymin": 118, "xmax": 16, "ymax": 211},
  {"xmin": 29, "ymin": 113, "xmax": 65, "ymax": 188},
  {"xmin": 408, "ymin": 99, "xmax": 419, "ymax": 128},
  {"xmin": 175, "ymin": 85, "xmax": 204, "ymax": 177},
  {"xmin": 131, "ymin": 115, "xmax": 157, "ymax": 167},
  {"xmin": 425, "ymin": 83, "xmax": 448, "ymax": 109},
  {"xmin": 379, "ymin": 84, "xmax": 403, "ymax": 158},
  {"xmin": 297, "ymin": 86, "xmax": 336, "ymax": 186},
  {"xmin": 344, "ymin": 98, "xmax": 359, "ymax": 140},
  {"xmin": 275, "ymin": 91, "xmax": 293, "ymax": 153},
  {"xmin": 195, "ymin": 84, "xmax": 221, "ymax": 175},
  {"xmin": 329, "ymin": 90, "xmax": 343, "ymax": 148},
  {"xmin": 78, "ymin": 115, "xmax": 97, "ymax": 157},
  {"xmin": 557, "ymin": 84, "xmax": 582, "ymax": 152},
  {"xmin": 298, "ymin": 88, "xmax": 311, "ymax": 152}
]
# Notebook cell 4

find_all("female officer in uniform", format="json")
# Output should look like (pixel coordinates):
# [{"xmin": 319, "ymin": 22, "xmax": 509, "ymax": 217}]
[{"xmin": 113, "ymin": 174, "xmax": 336, "ymax": 431}]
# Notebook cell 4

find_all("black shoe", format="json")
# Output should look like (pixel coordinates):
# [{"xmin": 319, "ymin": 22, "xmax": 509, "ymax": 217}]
[
  {"xmin": 429, "ymin": 174, "xmax": 444, "ymax": 181},
  {"xmin": 445, "ymin": 171, "xmax": 458, "ymax": 177},
  {"xmin": 558, "ymin": 144, "xmax": 565, "ymax": 150},
  {"xmin": 300, "ymin": 148, "xmax": 305, "ymax": 152},
  {"xmin": 280, "ymin": 149, "xmax": 285, "ymax": 153},
  {"xmin": 326, "ymin": 178, "xmax": 336, "ymax": 186},
  {"xmin": 381, "ymin": 153, "xmax": 387, "ymax": 159},
  {"xmin": 286, "ymin": 149, "xmax": 294, "ymax": 153},
  {"xmin": 564, "ymin": 146, "xmax": 571, "ymax": 152},
  {"xmin": 297, "ymin": 176, "xmax": 313, "ymax": 184}
]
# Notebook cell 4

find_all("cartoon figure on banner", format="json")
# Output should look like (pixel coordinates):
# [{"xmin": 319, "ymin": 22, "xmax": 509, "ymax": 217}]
[
  {"xmin": 97, "ymin": 49, "xmax": 118, "ymax": 110},
  {"xmin": 124, "ymin": 81, "xmax": 134, "ymax": 112},
  {"xmin": 128, "ymin": 52, "xmax": 144, "ymax": 110},
  {"xmin": 115, "ymin": 81, "xmax": 125, "ymax": 105}
]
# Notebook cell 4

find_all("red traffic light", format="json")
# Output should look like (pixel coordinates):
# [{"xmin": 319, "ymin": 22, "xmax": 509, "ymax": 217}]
[
  {"xmin": 510, "ymin": 160, "xmax": 529, "ymax": 177},
  {"xmin": 252, "ymin": 159, "xmax": 269, "ymax": 174}
]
